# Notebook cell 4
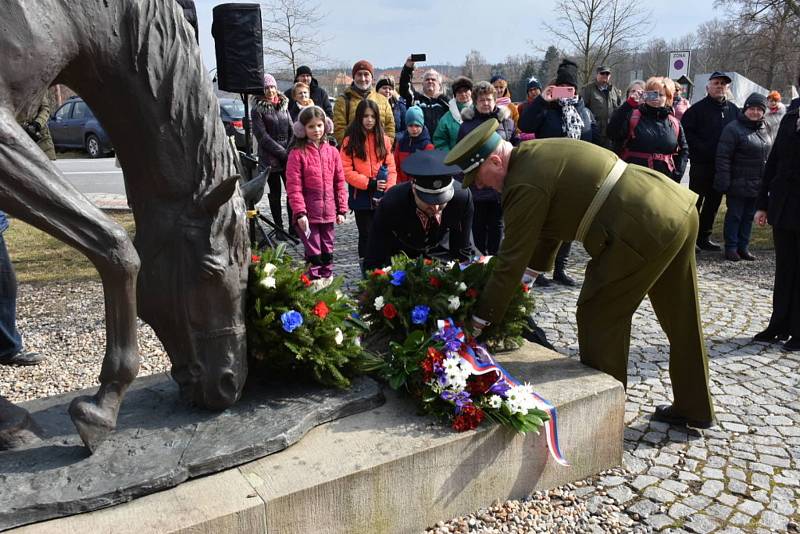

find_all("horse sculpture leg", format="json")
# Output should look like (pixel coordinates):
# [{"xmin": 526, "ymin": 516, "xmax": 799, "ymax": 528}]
[{"xmin": 0, "ymin": 109, "xmax": 140, "ymax": 452}]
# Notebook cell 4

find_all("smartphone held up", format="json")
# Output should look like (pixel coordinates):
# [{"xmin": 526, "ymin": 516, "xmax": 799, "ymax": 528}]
[
  {"xmin": 410, "ymin": 53, "xmax": 427, "ymax": 62},
  {"xmin": 550, "ymin": 86, "xmax": 575, "ymax": 100}
]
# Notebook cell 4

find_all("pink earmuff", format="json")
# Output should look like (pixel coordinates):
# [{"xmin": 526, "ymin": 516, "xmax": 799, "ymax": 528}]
[{"xmin": 293, "ymin": 106, "xmax": 333, "ymax": 138}]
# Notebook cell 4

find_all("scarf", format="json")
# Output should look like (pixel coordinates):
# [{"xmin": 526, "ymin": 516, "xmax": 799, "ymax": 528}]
[
  {"xmin": 558, "ymin": 97, "xmax": 584, "ymax": 139},
  {"xmin": 350, "ymin": 83, "xmax": 371, "ymax": 99}
]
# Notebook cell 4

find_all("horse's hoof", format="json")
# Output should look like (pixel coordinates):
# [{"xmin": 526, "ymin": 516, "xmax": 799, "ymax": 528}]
[
  {"xmin": 68, "ymin": 396, "xmax": 116, "ymax": 453},
  {"xmin": 0, "ymin": 396, "xmax": 42, "ymax": 450}
]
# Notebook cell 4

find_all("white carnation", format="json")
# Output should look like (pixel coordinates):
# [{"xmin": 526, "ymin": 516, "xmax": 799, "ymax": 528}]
[
  {"xmin": 373, "ymin": 296, "xmax": 385, "ymax": 310},
  {"xmin": 334, "ymin": 328, "xmax": 344, "ymax": 345},
  {"xmin": 260, "ymin": 276, "xmax": 276, "ymax": 289},
  {"xmin": 447, "ymin": 295, "xmax": 461, "ymax": 311},
  {"xmin": 457, "ymin": 282, "xmax": 467, "ymax": 293},
  {"xmin": 263, "ymin": 262, "xmax": 277, "ymax": 275}
]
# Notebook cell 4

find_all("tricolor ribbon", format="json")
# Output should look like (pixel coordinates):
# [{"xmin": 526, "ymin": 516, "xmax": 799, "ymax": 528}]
[{"xmin": 435, "ymin": 319, "xmax": 569, "ymax": 467}]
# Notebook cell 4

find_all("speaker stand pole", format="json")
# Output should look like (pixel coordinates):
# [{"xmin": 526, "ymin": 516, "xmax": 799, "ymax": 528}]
[{"xmin": 242, "ymin": 93, "xmax": 256, "ymax": 250}]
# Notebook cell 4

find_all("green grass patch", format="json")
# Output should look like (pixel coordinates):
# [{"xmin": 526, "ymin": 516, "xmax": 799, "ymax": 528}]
[{"xmin": 5, "ymin": 212, "xmax": 135, "ymax": 284}]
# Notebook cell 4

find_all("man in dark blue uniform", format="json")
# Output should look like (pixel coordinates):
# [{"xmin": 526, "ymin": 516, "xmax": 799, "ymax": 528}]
[{"xmin": 363, "ymin": 150, "xmax": 476, "ymax": 270}]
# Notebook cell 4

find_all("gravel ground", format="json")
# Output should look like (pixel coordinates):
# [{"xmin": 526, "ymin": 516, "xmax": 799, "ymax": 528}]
[{"xmin": 0, "ymin": 245, "xmax": 779, "ymax": 533}]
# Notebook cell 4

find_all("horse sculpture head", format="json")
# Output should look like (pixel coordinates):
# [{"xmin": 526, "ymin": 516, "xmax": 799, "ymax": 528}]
[{"xmin": 135, "ymin": 174, "xmax": 250, "ymax": 410}]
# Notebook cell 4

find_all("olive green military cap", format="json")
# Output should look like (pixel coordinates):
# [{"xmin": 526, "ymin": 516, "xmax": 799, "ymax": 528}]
[{"xmin": 443, "ymin": 118, "xmax": 503, "ymax": 187}]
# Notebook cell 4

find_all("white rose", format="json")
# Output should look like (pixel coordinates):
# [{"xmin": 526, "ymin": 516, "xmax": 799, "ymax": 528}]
[
  {"xmin": 263, "ymin": 262, "xmax": 277, "ymax": 275},
  {"xmin": 260, "ymin": 276, "xmax": 276, "ymax": 289},
  {"xmin": 447, "ymin": 295, "xmax": 461, "ymax": 311},
  {"xmin": 373, "ymin": 296, "xmax": 385, "ymax": 310},
  {"xmin": 334, "ymin": 328, "xmax": 344, "ymax": 345}
]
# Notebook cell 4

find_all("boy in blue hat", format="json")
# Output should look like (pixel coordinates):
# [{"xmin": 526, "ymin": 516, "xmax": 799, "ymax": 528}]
[{"xmin": 394, "ymin": 106, "xmax": 434, "ymax": 184}]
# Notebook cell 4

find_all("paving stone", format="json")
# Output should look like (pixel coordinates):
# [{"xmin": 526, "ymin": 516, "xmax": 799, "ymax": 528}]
[
  {"xmin": 682, "ymin": 494, "xmax": 712, "ymax": 510},
  {"xmin": 751, "ymin": 472, "xmax": 771, "ymax": 490},
  {"xmin": 648, "ymin": 466, "xmax": 675, "ymax": 479},
  {"xmin": 726, "ymin": 478, "xmax": 749, "ymax": 496},
  {"xmin": 668, "ymin": 502, "xmax": 695, "ymax": 520},
  {"xmin": 760, "ymin": 511, "xmax": 790, "ymax": 530},
  {"xmin": 716, "ymin": 492, "xmax": 738, "ymax": 507},
  {"xmin": 701, "ymin": 467, "xmax": 723, "ymax": 480},
  {"xmin": 644, "ymin": 486, "xmax": 676, "ymax": 504},
  {"xmin": 606, "ymin": 485, "xmax": 635, "ymax": 505},
  {"xmin": 684, "ymin": 514, "xmax": 719, "ymax": 534},
  {"xmin": 626, "ymin": 498, "xmax": 660, "ymax": 519},
  {"xmin": 728, "ymin": 512, "xmax": 751, "ymax": 526},
  {"xmin": 659, "ymin": 479, "xmax": 688, "ymax": 495},
  {"xmin": 737, "ymin": 499, "xmax": 764, "ymax": 516},
  {"xmin": 631, "ymin": 475, "xmax": 659, "ymax": 490},
  {"xmin": 647, "ymin": 514, "xmax": 674, "ymax": 530},
  {"xmin": 725, "ymin": 467, "xmax": 746, "ymax": 481},
  {"xmin": 699, "ymin": 479, "xmax": 724, "ymax": 498},
  {"xmin": 706, "ymin": 503, "xmax": 733, "ymax": 521}
]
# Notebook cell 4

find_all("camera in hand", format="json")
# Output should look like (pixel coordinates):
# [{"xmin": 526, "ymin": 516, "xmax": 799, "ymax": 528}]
[
  {"xmin": 22, "ymin": 121, "xmax": 43, "ymax": 143},
  {"xmin": 642, "ymin": 90, "xmax": 661, "ymax": 102},
  {"xmin": 410, "ymin": 53, "xmax": 426, "ymax": 62}
]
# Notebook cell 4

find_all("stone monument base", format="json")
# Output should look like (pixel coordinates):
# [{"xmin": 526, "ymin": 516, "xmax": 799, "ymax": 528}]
[{"xmin": 6, "ymin": 342, "xmax": 624, "ymax": 534}]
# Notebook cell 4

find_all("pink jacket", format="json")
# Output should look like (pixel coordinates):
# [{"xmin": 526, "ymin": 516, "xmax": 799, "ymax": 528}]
[{"xmin": 285, "ymin": 142, "xmax": 348, "ymax": 224}]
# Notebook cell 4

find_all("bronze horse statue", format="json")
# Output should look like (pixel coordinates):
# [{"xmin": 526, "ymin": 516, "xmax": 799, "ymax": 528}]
[{"xmin": 0, "ymin": 0, "xmax": 250, "ymax": 451}]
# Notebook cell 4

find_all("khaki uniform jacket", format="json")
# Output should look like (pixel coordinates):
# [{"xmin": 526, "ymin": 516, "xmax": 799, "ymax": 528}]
[
  {"xmin": 476, "ymin": 138, "xmax": 697, "ymax": 323},
  {"xmin": 333, "ymin": 86, "xmax": 396, "ymax": 145}
]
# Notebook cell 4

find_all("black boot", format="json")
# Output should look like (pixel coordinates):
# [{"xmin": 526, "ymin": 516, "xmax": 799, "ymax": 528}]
[
  {"xmin": 553, "ymin": 241, "xmax": 577, "ymax": 286},
  {"xmin": 696, "ymin": 235, "xmax": 721, "ymax": 251},
  {"xmin": 534, "ymin": 274, "xmax": 552, "ymax": 287}
]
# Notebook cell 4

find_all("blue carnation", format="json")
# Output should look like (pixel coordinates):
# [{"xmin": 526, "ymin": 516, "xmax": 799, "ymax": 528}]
[
  {"xmin": 281, "ymin": 310, "xmax": 304, "ymax": 333},
  {"xmin": 411, "ymin": 304, "xmax": 430, "ymax": 325},
  {"xmin": 390, "ymin": 270, "xmax": 406, "ymax": 286}
]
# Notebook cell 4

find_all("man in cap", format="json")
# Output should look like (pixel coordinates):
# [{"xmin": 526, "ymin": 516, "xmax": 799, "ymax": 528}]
[
  {"xmin": 284, "ymin": 65, "xmax": 332, "ymax": 117},
  {"xmin": 333, "ymin": 60, "xmax": 395, "ymax": 144},
  {"xmin": 581, "ymin": 66, "xmax": 623, "ymax": 149},
  {"xmin": 363, "ymin": 150, "xmax": 476, "ymax": 270},
  {"xmin": 681, "ymin": 71, "xmax": 740, "ymax": 251},
  {"xmin": 517, "ymin": 78, "xmax": 542, "ymax": 117},
  {"xmin": 444, "ymin": 119, "xmax": 715, "ymax": 429}
]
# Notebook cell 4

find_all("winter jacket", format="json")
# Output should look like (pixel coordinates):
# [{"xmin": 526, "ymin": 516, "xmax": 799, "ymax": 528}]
[
  {"xmin": 399, "ymin": 65, "xmax": 450, "ymax": 135},
  {"xmin": 284, "ymin": 77, "xmax": 333, "ymax": 118},
  {"xmin": 333, "ymin": 85, "xmax": 395, "ymax": 145},
  {"xmin": 285, "ymin": 142, "xmax": 348, "ymax": 224},
  {"xmin": 764, "ymin": 102, "xmax": 786, "ymax": 145},
  {"xmin": 390, "ymin": 96, "xmax": 408, "ymax": 134},
  {"xmin": 714, "ymin": 116, "xmax": 772, "ymax": 198},
  {"xmin": 494, "ymin": 87, "xmax": 520, "ymax": 129},
  {"xmin": 433, "ymin": 98, "xmax": 468, "ymax": 150},
  {"xmin": 606, "ymin": 101, "xmax": 689, "ymax": 182},
  {"xmin": 757, "ymin": 109, "xmax": 800, "ymax": 230},
  {"xmin": 340, "ymin": 132, "xmax": 397, "ymax": 210},
  {"xmin": 518, "ymin": 95, "xmax": 599, "ymax": 143},
  {"xmin": 672, "ymin": 96, "xmax": 689, "ymax": 121},
  {"xmin": 581, "ymin": 81, "xmax": 623, "ymax": 143},
  {"xmin": 787, "ymin": 97, "xmax": 800, "ymax": 113},
  {"xmin": 458, "ymin": 106, "xmax": 519, "ymax": 202},
  {"xmin": 251, "ymin": 94, "xmax": 293, "ymax": 171},
  {"xmin": 394, "ymin": 127, "xmax": 434, "ymax": 184},
  {"xmin": 680, "ymin": 95, "xmax": 740, "ymax": 164}
]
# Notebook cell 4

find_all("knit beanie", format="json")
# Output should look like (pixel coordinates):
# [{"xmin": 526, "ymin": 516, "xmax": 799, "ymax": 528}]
[
  {"xmin": 555, "ymin": 60, "xmax": 579, "ymax": 89},
  {"xmin": 451, "ymin": 76, "xmax": 473, "ymax": 94},
  {"xmin": 352, "ymin": 60, "xmax": 374, "ymax": 77},
  {"xmin": 376, "ymin": 78, "xmax": 394, "ymax": 91},
  {"xmin": 405, "ymin": 106, "xmax": 424, "ymax": 127},
  {"xmin": 263, "ymin": 73, "xmax": 277, "ymax": 88},
  {"xmin": 744, "ymin": 92, "xmax": 768, "ymax": 112},
  {"xmin": 490, "ymin": 74, "xmax": 506, "ymax": 84},
  {"xmin": 295, "ymin": 65, "xmax": 312, "ymax": 79},
  {"xmin": 527, "ymin": 77, "xmax": 542, "ymax": 90}
]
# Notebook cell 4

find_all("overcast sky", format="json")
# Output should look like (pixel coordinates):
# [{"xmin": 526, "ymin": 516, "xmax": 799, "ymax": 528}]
[{"xmin": 194, "ymin": 1, "xmax": 720, "ymax": 73}]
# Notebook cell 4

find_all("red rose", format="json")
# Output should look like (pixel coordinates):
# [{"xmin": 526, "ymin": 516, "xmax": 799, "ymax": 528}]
[
  {"xmin": 312, "ymin": 301, "xmax": 330, "ymax": 319},
  {"xmin": 521, "ymin": 283, "xmax": 530, "ymax": 293},
  {"xmin": 300, "ymin": 274, "xmax": 312, "ymax": 287},
  {"xmin": 424, "ymin": 258, "xmax": 433, "ymax": 265},
  {"xmin": 452, "ymin": 404, "xmax": 485, "ymax": 432},
  {"xmin": 251, "ymin": 254, "xmax": 260, "ymax": 263},
  {"xmin": 466, "ymin": 288, "xmax": 479, "ymax": 298},
  {"xmin": 429, "ymin": 276, "xmax": 442, "ymax": 288},
  {"xmin": 382, "ymin": 303, "xmax": 397, "ymax": 319},
  {"xmin": 371, "ymin": 269, "xmax": 386, "ymax": 277}
]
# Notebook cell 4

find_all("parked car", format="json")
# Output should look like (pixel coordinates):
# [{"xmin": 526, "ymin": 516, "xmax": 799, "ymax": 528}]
[
  {"xmin": 48, "ymin": 96, "xmax": 113, "ymax": 158},
  {"xmin": 219, "ymin": 97, "xmax": 247, "ymax": 149}
]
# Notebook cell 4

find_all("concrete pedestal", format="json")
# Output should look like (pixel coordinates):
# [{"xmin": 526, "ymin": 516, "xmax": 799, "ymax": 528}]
[{"xmin": 7, "ymin": 342, "xmax": 624, "ymax": 534}]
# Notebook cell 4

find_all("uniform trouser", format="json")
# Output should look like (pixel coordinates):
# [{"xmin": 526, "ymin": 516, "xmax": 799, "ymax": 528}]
[
  {"xmin": 689, "ymin": 162, "xmax": 722, "ymax": 240},
  {"xmin": 555, "ymin": 241, "xmax": 572, "ymax": 273},
  {"xmin": 0, "ymin": 235, "xmax": 22, "ymax": 361},
  {"xmin": 472, "ymin": 200, "xmax": 503, "ymax": 255},
  {"xmin": 297, "ymin": 222, "xmax": 335, "ymax": 279},
  {"xmin": 576, "ymin": 210, "xmax": 715, "ymax": 422},
  {"xmin": 766, "ymin": 227, "xmax": 800, "ymax": 337}
]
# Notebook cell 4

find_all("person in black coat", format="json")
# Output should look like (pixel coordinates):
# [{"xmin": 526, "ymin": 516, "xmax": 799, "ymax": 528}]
[
  {"xmin": 681, "ymin": 72, "xmax": 740, "ymax": 250},
  {"xmin": 284, "ymin": 66, "xmax": 333, "ymax": 118},
  {"xmin": 607, "ymin": 76, "xmax": 688, "ymax": 182},
  {"xmin": 788, "ymin": 73, "xmax": 800, "ymax": 113},
  {"xmin": 714, "ymin": 93, "xmax": 772, "ymax": 261},
  {"xmin": 518, "ymin": 59, "xmax": 599, "ymax": 287},
  {"xmin": 399, "ymin": 57, "xmax": 450, "ymax": 136},
  {"xmin": 363, "ymin": 151, "xmax": 476, "ymax": 271},
  {"xmin": 753, "ymin": 106, "xmax": 800, "ymax": 349}
]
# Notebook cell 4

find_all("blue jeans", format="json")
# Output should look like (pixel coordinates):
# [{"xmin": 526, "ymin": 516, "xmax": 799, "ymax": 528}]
[
  {"xmin": 723, "ymin": 195, "xmax": 757, "ymax": 252},
  {"xmin": 0, "ymin": 234, "xmax": 22, "ymax": 361}
]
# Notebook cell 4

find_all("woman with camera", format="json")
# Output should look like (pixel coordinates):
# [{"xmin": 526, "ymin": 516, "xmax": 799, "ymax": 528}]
[{"xmin": 607, "ymin": 76, "xmax": 688, "ymax": 183}]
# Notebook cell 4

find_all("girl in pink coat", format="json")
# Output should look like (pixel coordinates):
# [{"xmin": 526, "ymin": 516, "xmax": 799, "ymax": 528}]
[{"xmin": 286, "ymin": 106, "xmax": 348, "ymax": 279}]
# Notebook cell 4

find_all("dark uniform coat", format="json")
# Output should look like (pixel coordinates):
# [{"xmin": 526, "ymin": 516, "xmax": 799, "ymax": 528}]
[
  {"xmin": 475, "ymin": 139, "xmax": 714, "ymax": 423},
  {"xmin": 363, "ymin": 182, "xmax": 476, "ymax": 270}
]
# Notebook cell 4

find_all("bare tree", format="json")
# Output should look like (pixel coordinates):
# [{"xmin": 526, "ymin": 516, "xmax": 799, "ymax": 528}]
[
  {"xmin": 540, "ymin": 0, "xmax": 653, "ymax": 85},
  {"xmin": 462, "ymin": 49, "xmax": 492, "ymax": 82},
  {"xmin": 260, "ymin": 0, "xmax": 328, "ymax": 74}
]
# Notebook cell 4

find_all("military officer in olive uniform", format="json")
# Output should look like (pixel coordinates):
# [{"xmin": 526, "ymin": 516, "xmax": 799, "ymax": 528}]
[
  {"xmin": 445, "ymin": 119, "xmax": 715, "ymax": 429},
  {"xmin": 363, "ymin": 150, "xmax": 476, "ymax": 271},
  {"xmin": 16, "ymin": 91, "xmax": 56, "ymax": 160}
]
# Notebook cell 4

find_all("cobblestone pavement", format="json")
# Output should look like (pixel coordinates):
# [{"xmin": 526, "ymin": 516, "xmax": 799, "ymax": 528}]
[{"xmin": 9, "ymin": 196, "xmax": 800, "ymax": 532}]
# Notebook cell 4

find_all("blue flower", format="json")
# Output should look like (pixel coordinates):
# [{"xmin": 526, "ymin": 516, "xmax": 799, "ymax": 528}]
[
  {"xmin": 390, "ymin": 270, "xmax": 406, "ymax": 286},
  {"xmin": 281, "ymin": 310, "xmax": 304, "ymax": 333},
  {"xmin": 411, "ymin": 304, "xmax": 430, "ymax": 325}
]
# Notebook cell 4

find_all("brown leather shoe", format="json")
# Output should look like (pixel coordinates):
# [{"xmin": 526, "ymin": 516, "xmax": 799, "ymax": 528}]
[{"xmin": 652, "ymin": 404, "xmax": 713, "ymax": 429}]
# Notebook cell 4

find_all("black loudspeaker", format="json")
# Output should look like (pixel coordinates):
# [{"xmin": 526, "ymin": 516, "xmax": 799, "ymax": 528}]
[{"xmin": 212, "ymin": 3, "xmax": 264, "ymax": 95}]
